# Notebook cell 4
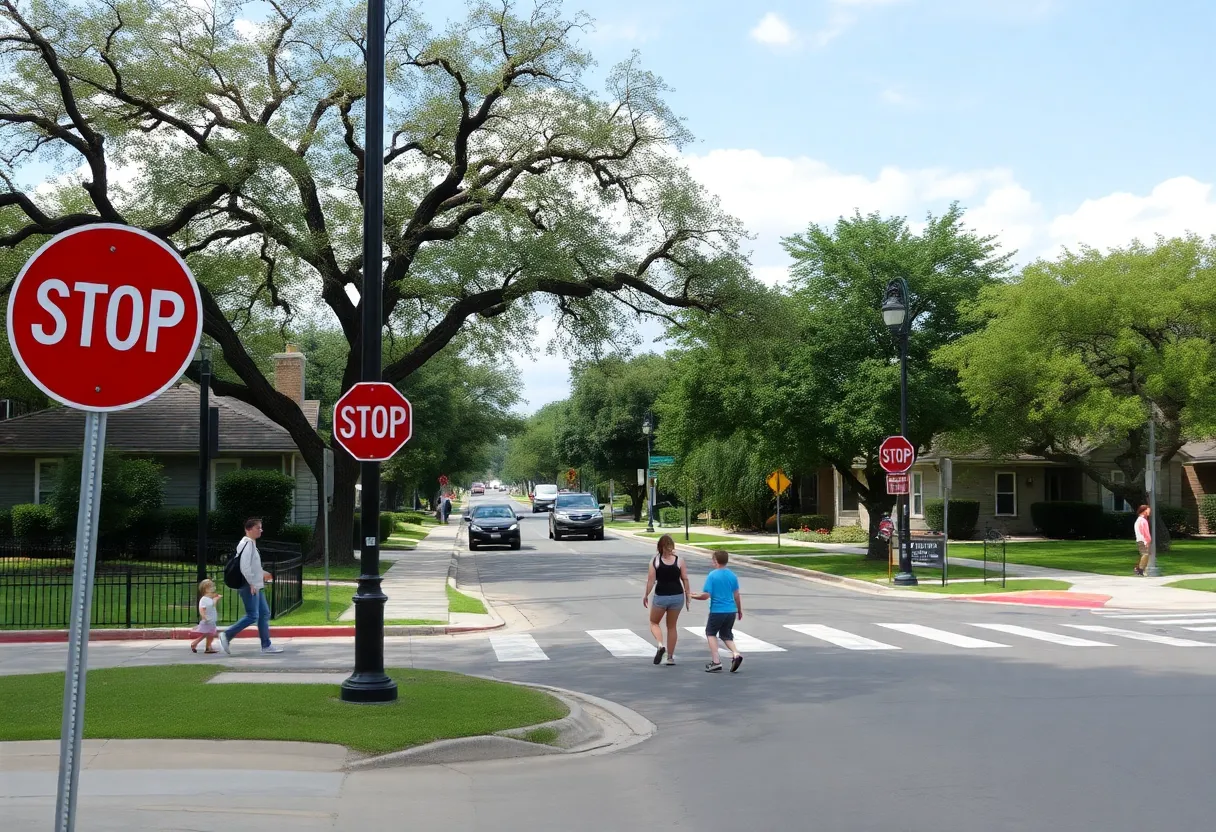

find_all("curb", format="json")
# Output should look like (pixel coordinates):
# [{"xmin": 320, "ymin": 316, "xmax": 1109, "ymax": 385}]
[
  {"xmin": 0, "ymin": 620, "xmax": 512, "ymax": 644},
  {"xmin": 343, "ymin": 681, "xmax": 654, "ymax": 770}
]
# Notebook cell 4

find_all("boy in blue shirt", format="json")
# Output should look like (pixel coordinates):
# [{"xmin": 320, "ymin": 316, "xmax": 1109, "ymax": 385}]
[{"xmin": 691, "ymin": 550, "xmax": 744, "ymax": 673}]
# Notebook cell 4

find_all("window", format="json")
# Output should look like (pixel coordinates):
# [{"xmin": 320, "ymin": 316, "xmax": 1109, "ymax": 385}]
[
  {"xmin": 210, "ymin": 459, "xmax": 241, "ymax": 509},
  {"xmin": 911, "ymin": 472, "xmax": 924, "ymax": 517},
  {"xmin": 34, "ymin": 458, "xmax": 62, "ymax": 505},
  {"xmin": 995, "ymin": 471, "xmax": 1017, "ymax": 516},
  {"xmin": 839, "ymin": 473, "xmax": 859, "ymax": 513},
  {"xmin": 1104, "ymin": 471, "xmax": 1130, "ymax": 512}
]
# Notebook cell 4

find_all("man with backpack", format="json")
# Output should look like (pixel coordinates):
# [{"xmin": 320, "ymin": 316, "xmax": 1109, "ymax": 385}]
[{"xmin": 218, "ymin": 517, "xmax": 283, "ymax": 655}]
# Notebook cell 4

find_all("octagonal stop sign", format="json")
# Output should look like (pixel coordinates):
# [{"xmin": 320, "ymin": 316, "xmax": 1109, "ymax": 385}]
[
  {"xmin": 333, "ymin": 382, "xmax": 413, "ymax": 462},
  {"xmin": 879, "ymin": 435, "xmax": 916, "ymax": 474}
]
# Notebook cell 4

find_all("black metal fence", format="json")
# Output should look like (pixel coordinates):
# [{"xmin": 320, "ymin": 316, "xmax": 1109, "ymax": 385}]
[{"xmin": 0, "ymin": 538, "xmax": 303, "ymax": 630}]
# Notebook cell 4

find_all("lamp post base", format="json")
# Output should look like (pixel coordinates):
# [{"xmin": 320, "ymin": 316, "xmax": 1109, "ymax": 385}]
[
  {"xmin": 1145, "ymin": 566, "xmax": 1162, "ymax": 578},
  {"xmin": 340, "ymin": 674, "xmax": 398, "ymax": 703},
  {"xmin": 893, "ymin": 571, "xmax": 918, "ymax": 587}
]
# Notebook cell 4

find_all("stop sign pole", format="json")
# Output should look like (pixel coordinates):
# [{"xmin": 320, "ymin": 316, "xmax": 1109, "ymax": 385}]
[
  {"xmin": 339, "ymin": 0, "xmax": 397, "ymax": 704},
  {"xmin": 8, "ymin": 224, "xmax": 202, "ymax": 831}
]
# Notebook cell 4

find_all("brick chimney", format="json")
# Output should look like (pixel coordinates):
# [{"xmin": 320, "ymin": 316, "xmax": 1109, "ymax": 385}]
[{"xmin": 272, "ymin": 344, "xmax": 306, "ymax": 406}]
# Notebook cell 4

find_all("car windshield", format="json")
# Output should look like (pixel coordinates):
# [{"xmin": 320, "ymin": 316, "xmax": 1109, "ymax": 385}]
[
  {"xmin": 555, "ymin": 494, "xmax": 597, "ymax": 509},
  {"xmin": 535, "ymin": 485, "xmax": 558, "ymax": 496},
  {"xmin": 472, "ymin": 505, "xmax": 515, "ymax": 519}
]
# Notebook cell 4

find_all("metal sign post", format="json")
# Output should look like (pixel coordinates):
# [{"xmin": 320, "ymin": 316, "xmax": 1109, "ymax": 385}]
[
  {"xmin": 54, "ymin": 412, "xmax": 107, "ymax": 832},
  {"xmin": 942, "ymin": 458, "xmax": 952, "ymax": 586},
  {"xmin": 323, "ymin": 448, "xmax": 334, "ymax": 621}
]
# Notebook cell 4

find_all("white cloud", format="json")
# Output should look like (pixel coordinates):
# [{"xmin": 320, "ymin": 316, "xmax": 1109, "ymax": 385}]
[
  {"xmin": 1046, "ymin": 177, "xmax": 1216, "ymax": 256},
  {"xmin": 750, "ymin": 12, "xmax": 797, "ymax": 47},
  {"xmin": 234, "ymin": 18, "xmax": 259, "ymax": 40}
]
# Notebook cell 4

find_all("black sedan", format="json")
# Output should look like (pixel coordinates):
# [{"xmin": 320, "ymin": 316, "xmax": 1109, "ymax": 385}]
[
  {"xmin": 465, "ymin": 503, "xmax": 522, "ymax": 550},
  {"xmin": 549, "ymin": 492, "xmax": 605, "ymax": 541}
]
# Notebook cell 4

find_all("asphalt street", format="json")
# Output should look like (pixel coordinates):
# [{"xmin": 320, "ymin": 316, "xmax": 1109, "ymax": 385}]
[{"xmin": 5, "ymin": 495, "xmax": 1216, "ymax": 831}]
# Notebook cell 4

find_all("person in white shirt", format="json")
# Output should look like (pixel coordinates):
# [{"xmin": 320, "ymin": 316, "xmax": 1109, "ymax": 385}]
[
  {"xmin": 218, "ymin": 518, "xmax": 282, "ymax": 654},
  {"xmin": 189, "ymin": 579, "xmax": 221, "ymax": 654},
  {"xmin": 1133, "ymin": 505, "xmax": 1152, "ymax": 577}
]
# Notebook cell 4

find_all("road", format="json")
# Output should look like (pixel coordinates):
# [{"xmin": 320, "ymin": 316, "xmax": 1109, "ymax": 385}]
[{"xmin": 6, "ymin": 494, "xmax": 1216, "ymax": 831}]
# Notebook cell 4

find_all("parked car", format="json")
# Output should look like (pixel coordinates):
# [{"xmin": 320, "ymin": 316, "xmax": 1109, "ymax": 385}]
[
  {"xmin": 549, "ymin": 492, "xmax": 604, "ymax": 541},
  {"xmin": 471, "ymin": 482, "xmax": 485, "ymax": 495},
  {"xmin": 465, "ymin": 503, "xmax": 521, "ymax": 550},
  {"xmin": 532, "ymin": 483, "xmax": 559, "ymax": 512}
]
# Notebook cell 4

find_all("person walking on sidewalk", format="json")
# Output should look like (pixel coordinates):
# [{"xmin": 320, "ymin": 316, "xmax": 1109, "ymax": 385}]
[
  {"xmin": 218, "ymin": 518, "xmax": 283, "ymax": 655},
  {"xmin": 690, "ymin": 550, "xmax": 744, "ymax": 673},
  {"xmin": 1134, "ymin": 505, "xmax": 1152, "ymax": 576},
  {"xmin": 643, "ymin": 534, "xmax": 690, "ymax": 666}
]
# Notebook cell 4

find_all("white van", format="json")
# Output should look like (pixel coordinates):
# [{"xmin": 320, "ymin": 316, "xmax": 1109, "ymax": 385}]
[{"xmin": 532, "ymin": 484, "xmax": 559, "ymax": 513}]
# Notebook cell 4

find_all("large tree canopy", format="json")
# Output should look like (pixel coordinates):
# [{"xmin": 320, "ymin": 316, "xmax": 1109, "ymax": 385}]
[
  {"xmin": 937, "ymin": 236, "xmax": 1216, "ymax": 521},
  {"xmin": 0, "ymin": 0, "xmax": 751, "ymax": 556}
]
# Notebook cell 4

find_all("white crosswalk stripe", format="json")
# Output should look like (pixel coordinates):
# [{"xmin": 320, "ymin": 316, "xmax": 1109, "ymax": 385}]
[
  {"xmin": 489, "ymin": 634, "xmax": 548, "ymax": 661},
  {"xmin": 1127, "ymin": 617, "xmax": 1216, "ymax": 625},
  {"xmin": 783, "ymin": 624, "xmax": 900, "ymax": 650},
  {"xmin": 968, "ymin": 623, "xmax": 1113, "ymax": 647},
  {"xmin": 876, "ymin": 623, "xmax": 1007, "ymax": 648},
  {"xmin": 1091, "ymin": 611, "xmax": 1214, "ymax": 619},
  {"xmin": 683, "ymin": 627, "xmax": 786, "ymax": 652},
  {"xmin": 1182, "ymin": 626, "xmax": 1216, "ymax": 632},
  {"xmin": 1065, "ymin": 625, "xmax": 1215, "ymax": 647},
  {"xmin": 587, "ymin": 629, "xmax": 659, "ymax": 657}
]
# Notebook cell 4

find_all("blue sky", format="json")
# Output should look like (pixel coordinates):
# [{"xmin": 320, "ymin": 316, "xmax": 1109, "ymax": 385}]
[{"xmin": 493, "ymin": 0, "xmax": 1216, "ymax": 411}]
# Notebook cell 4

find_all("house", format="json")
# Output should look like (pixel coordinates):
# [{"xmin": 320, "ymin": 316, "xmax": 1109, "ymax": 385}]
[
  {"xmin": 1181, "ymin": 440, "xmax": 1216, "ymax": 534},
  {"xmin": 830, "ymin": 442, "xmax": 1194, "ymax": 537},
  {"xmin": 0, "ymin": 347, "xmax": 322, "ymax": 527}
]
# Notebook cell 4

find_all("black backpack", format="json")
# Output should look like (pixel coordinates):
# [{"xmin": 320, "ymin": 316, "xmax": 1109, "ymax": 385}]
[{"xmin": 223, "ymin": 540, "xmax": 250, "ymax": 589}]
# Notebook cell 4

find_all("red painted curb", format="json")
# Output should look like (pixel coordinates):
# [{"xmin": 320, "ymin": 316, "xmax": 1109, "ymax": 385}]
[{"xmin": 960, "ymin": 591, "xmax": 1112, "ymax": 609}]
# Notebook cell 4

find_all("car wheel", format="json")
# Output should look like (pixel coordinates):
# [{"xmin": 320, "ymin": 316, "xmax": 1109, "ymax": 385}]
[
  {"xmin": 510, "ymin": 539, "xmax": 521, "ymax": 550},
  {"xmin": 548, "ymin": 526, "xmax": 553, "ymax": 539},
  {"xmin": 553, "ymin": 530, "xmax": 563, "ymax": 541},
  {"xmin": 595, "ymin": 529, "xmax": 605, "ymax": 541},
  {"xmin": 469, "ymin": 542, "xmax": 479, "ymax": 551}
]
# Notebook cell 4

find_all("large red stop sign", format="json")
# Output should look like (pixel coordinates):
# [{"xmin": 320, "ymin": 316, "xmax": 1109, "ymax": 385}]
[
  {"xmin": 879, "ymin": 435, "xmax": 916, "ymax": 474},
  {"xmin": 8, "ymin": 225, "xmax": 202, "ymax": 412},
  {"xmin": 333, "ymin": 382, "xmax": 413, "ymax": 462}
]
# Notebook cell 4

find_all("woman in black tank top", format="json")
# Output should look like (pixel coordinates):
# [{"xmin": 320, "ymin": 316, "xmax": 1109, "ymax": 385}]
[{"xmin": 643, "ymin": 534, "xmax": 690, "ymax": 665}]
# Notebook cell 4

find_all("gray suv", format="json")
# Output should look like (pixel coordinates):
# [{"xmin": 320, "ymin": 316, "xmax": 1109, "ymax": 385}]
[{"xmin": 549, "ymin": 492, "xmax": 604, "ymax": 541}]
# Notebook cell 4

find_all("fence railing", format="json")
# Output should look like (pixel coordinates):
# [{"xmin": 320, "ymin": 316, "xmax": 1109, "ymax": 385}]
[{"xmin": 0, "ymin": 538, "xmax": 304, "ymax": 629}]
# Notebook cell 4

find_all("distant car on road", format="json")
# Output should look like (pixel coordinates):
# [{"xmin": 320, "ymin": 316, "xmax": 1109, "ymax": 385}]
[
  {"xmin": 471, "ymin": 482, "xmax": 485, "ymax": 495},
  {"xmin": 465, "ymin": 502, "xmax": 521, "ymax": 550},
  {"xmin": 532, "ymin": 483, "xmax": 559, "ymax": 512},
  {"xmin": 549, "ymin": 492, "xmax": 604, "ymax": 541}
]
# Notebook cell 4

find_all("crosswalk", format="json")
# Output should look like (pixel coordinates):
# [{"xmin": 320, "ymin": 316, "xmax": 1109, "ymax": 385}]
[{"xmin": 483, "ymin": 615, "xmax": 1216, "ymax": 663}]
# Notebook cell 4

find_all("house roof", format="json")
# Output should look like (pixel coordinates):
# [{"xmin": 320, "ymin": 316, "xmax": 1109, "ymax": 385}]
[
  {"xmin": 1181, "ymin": 440, "xmax": 1216, "ymax": 463},
  {"xmin": 0, "ymin": 384, "xmax": 320, "ymax": 455}
]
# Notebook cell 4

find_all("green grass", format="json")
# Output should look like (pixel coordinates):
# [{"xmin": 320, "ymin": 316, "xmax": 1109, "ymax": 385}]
[
  {"xmin": 913, "ymin": 579, "xmax": 1073, "ymax": 595},
  {"xmin": 638, "ymin": 532, "xmax": 740, "ymax": 543},
  {"xmin": 1165, "ymin": 578, "xmax": 1216, "ymax": 593},
  {"xmin": 608, "ymin": 520, "xmax": 652, "ymax": 530},
  {"xmin": 0, "ymin": 665, "xmax": 567, "ymax": 755},
  {"xmin": 520, "ymin": 726, "xmax": 561, "ymax": 746},
  {"xmin": 949, "ymin": 539, "xmax": 1216, "ymax": 576},
  {"xmin": 301, "ymin": 562, "xmax": 390, "ymax": 581},
  {"xmin": 386, "ymin": 619, "xmax": 445, "ymax": 625},
  {"xmin": 447, "ymin": 584, "xmax": 487, "ymax": 615},
  {"xmin": 758, "ymin": 554, "xmax": 989, "ymax": 583},
  {"xmin": 711, "ymin": 544, "xmax": 831, "ymax": 556},
  {"xmin": 274, "ymin": 583, "xmax": 353, "ymax": 625}
]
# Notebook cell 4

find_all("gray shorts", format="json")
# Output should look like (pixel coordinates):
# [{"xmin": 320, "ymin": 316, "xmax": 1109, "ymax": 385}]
[{"xmin": 652, "ymin": 594, "xmax": 685, "ymax": 610}]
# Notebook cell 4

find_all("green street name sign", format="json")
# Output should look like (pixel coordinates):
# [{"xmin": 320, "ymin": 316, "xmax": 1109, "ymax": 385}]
[{"xmin": 649, "ymin": 455, "xmax": 675, "ymax": 467}]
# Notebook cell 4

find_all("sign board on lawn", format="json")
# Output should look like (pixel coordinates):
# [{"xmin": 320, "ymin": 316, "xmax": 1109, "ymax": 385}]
[
  {"xmin": 886, "ymin": 473, "xmax": 909, "ymax": 495},
  {"xmin": 767, "ymin": 469, "xmax": 791, "ymax": 494},
  {"xmin": 333, "ymin": 382, "xmax": 413, "ymax": 462},
  {"xmin": 7, "ymin": 224, "xmax": 203, "ymax": 832},
  {"xmin": 879, "ymin": 435, "xmax": 916, "ymax": 474},
  {"xmin": 910, "ymin": 535, "xmax": 945, "ymax": 569}
]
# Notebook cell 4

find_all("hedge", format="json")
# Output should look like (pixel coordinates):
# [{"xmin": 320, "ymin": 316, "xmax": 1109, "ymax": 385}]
[
  {"xmin": 1160, "ymin": 505, "xmax": 1192, "ymax": 537},
  {"xmin": 396, "ymin": 511, "xmax": 429, "ymax": 525},
  {"xmin": 49, "ymin": 453, "xmax": 165, "ymax": 545},
  {"xmin": 214, "ymin": 469, "xmax": 295, "ymax": 536},
  {"xmin": 923, "ymin": 499, "xmax": 980, "ymax": 540},
  {"xmin": 0, "ymin": 508, "xmax": 12, "ymax": 539},
  {"xmin": 1201, "ymin": 495, "xmax": 1216, "ymax": 533},
  {"xmin": 12, "ymin": 504, "xmax": 57, "ymax": 542},
  {"xmin": 659, "ymin": 507, "xmax": 684, "ymax": 527},
  {"xmin": 797, "ymin": 514, "xmax": 832, "ymax": 532},
  {"xmin": 380, "ymin": 512, "xmax": 396, "ymax": 542},
  {"xmin": 1029, "ymin": 501, "xmax": 1104, "ymax": 539},
  {"xmin": 792, "ymin": 525, "xmax": 869, "ymax": 544},
  {"xmin": 280, "ymin": 523, "xmax": 315, "ymax": 553}
]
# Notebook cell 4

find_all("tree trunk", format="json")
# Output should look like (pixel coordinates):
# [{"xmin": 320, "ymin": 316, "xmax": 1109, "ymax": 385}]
[{"xmin": 627, "ymin": 482, "xmax": 646, "ymax": 521}]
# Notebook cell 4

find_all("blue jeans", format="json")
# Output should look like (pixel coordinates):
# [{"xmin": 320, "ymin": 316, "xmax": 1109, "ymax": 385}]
[{"xmin": 225, "ymin": 585, "xmax": 271, "ymax": 648}]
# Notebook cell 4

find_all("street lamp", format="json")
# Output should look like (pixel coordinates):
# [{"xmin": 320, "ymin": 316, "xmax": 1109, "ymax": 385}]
[
  {"xmin": 642, "ymin": 414, "xmax": 655, "ymax": 533},
  {"xmin": 882, "ymin": 278, "xmax": 917, "ymax": 587},
  {"xmin": 195, "ymin": 345, "xmax": 212, "ymax": 585}
]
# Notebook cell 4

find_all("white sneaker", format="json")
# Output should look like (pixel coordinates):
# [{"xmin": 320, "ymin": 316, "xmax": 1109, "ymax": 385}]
[
  {"xmin": 261, "ymin": 644, "xmax": 284, "ymax": 654},
  {"xmin": 218, "ymin": 633, "xmax": 231, "ymax": 655}
]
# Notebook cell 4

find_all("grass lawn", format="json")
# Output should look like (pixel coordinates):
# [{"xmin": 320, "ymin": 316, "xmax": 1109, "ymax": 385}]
[
  {"xmin": 301, "ymin": 562, "xmax": 390, "ymax": 582},
  {"xmin": 1165, "ymin": 578, "xmax": 1216, "ymax": 593},
  {"xmin": 758, "ymin": 554, "xmax": 989, "ymax": 583},
  {"xmin": 274, "ymin": 583, "xmax": 353, "ymax": 625},
  {"xmin": 950, "ymin": 539, "xmax": 1216, "ymax": 576},
  {"xmin": 638, "ymin": 532, "xmax": 740, "ymax": 544},
  {"xmin": 0, "ymin": 665, "xmax": 567, "ymax": 754},
  {"xmin": 711, "ymin": 544, "xmax": 831, "ymax": 557},
  {"xmin": 607, "ymin": 520, "xmax": 652, "ymax": 530},
  {"xmin": 913, "ymin": 579, "xmax": 1073, "ymax": 595},
  {"xmin": 447, "ymin": 584, "xmax": 487, "ymax": 615}
]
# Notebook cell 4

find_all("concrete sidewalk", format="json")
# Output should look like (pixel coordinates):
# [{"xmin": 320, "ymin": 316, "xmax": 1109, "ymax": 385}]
[{"xmin": 338, "ymin": 523, "xmax": 458, "ymax": 623}]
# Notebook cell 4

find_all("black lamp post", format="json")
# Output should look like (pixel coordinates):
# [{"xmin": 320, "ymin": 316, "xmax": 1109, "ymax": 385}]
[
  {"xmin": 196, "ymin": 345, "xmax": 211, "ymax": 584},
  {"xmin": 882, "ymin": 278, "xmax": 917, "ymax": 587},
  {"xmin": 642, "ymin": 414, "xmax": 655, "ymax": 533}
]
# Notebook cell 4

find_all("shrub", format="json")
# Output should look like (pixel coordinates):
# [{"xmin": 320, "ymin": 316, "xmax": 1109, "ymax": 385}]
[
  {"xmin": 924, "ymin": 499, "xmax": 981, "ymax": 539},
  {"xmin": 0, "ymin": 508, "xmax": 11, "ymax": 539},
  {"xmin": 1101, "ymin": 511, "xmax": 1136, "ymax": 539},
  {"xmin": 792, "ymin": 525, "xmax": 869, "ymax": 544},
  {"xmin": 764, "ymin": 513, "xmax": 804, "ymax": 533},
  {"xmin": 214, "ymin": 469, "xmax": 294, "ymax": 536},
  {"xmin": 122, "ymin": 508, "xmax": 166, "ymax": 557},
  {"xmin": 1200, "ymin": 495, "xmax": 1216, "ymax": 533},
  {"xmin": 12, "ymin": 504, "xmax": 57, "ymax": 542},
  {"xmin": 396, "ymin": 511, "xmax": 428, "ymax": 525},
  {"xmin": 1160, "ymin": 505, "xmax": 1192, "ymax": 537},
  {"xmin": 49, "ymin": 453, "xmax": 165, "ymax": 544},
  {"xmin": 799, "ymin": 514, "xmax": 831, "ymax": 531},
  {"xmin": 380, "ymin": 512, "xmax": 396, "ymax": 542},
  {"xmin": 279, "ymin": 523, "xmax": 315, "ymax": 553},
  {"xmin": 165, "ymin": 507, "xmax": 224, "ymax": 554},
  {"xmin": 659, "ymin": 507, "xmax": 684, "ymax": 527},
  {"xmin": 1029, "ymin": 501, "xmax": 1105, "ymax": 538}
]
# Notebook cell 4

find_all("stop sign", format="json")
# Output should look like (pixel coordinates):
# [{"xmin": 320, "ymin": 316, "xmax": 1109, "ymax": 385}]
[
  {"xmin": 879, "ymin": 435, "xmax": 916, "ymax": 474},
  {"xmin": 8, "ymin": 224, "xmax": 202, "ymax": 411},
  {"xmin": 333, "ymin": 382, "xmax": 413, "ymax": 461}
]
